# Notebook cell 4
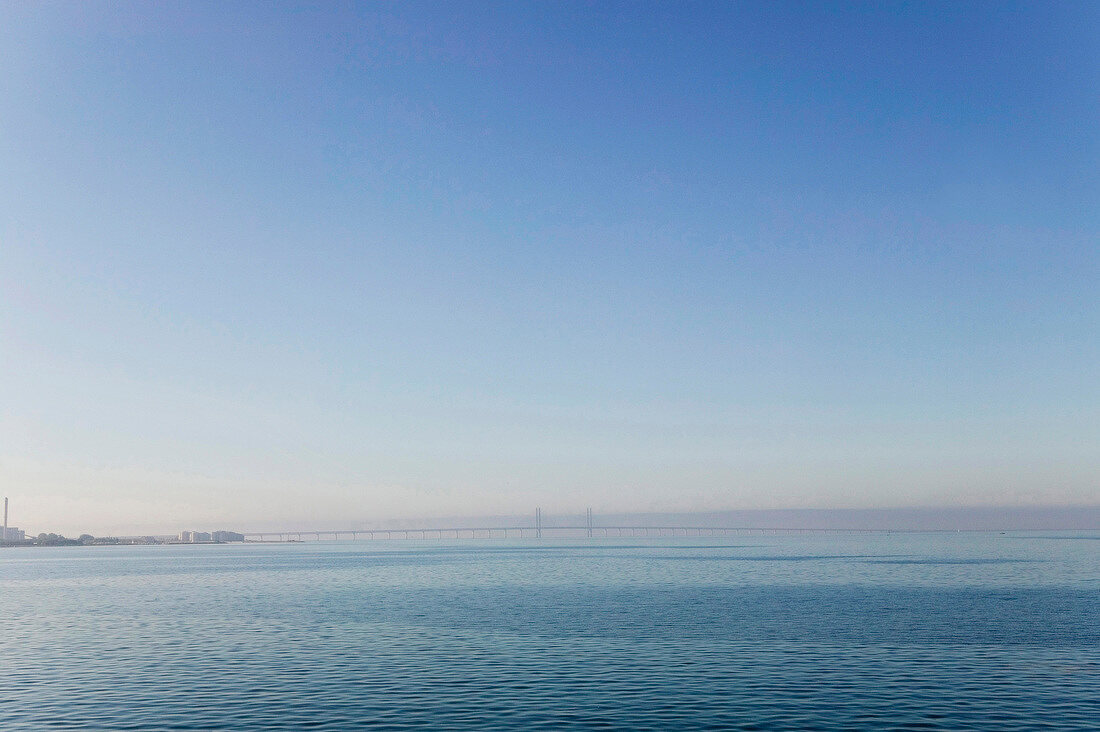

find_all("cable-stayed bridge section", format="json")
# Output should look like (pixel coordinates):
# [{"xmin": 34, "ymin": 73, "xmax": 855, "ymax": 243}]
[{"xmin": 242, "ymin": 509, "xmax": 893, "ymax": 542}]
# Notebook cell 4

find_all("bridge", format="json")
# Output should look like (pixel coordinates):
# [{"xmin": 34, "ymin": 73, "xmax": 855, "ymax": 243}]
[{"xmin": 242, "ymin": 508, "xmax": 892, "ymax": 542}]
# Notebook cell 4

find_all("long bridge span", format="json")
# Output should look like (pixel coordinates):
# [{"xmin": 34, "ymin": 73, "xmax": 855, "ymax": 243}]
[{"xmin": 243, "ymin": 510, "xmax": 894, "ymax": 542}]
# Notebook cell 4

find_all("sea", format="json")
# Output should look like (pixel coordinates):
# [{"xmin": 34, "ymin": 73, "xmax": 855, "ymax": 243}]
[{"xmin": 2, "ymin": 532, "xmax": 1097, "ymax": 730}]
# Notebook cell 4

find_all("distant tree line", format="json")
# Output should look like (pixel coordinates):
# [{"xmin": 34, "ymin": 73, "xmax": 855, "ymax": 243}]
[
  {"xmin": 35, "ymin": 533, "xmax": 82, "ymax": 546},
  {"xmin": 1, "ymin": 533, "xmax": 131, "ymax": 547},
  {"xmin": 31, "ymin": 533, "xmax": 123, "ymax": 546}
]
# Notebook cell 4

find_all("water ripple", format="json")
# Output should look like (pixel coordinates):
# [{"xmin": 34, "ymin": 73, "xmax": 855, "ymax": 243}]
[{"xmin": 2, "ymin": 535, "xmax": 1097, "ymax": 730}]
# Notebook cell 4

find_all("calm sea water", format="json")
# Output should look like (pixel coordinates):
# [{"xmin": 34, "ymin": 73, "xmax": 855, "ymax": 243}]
[{"xmin": 2, "ymin": 532, "xmax": 1097, "ymax": 730}]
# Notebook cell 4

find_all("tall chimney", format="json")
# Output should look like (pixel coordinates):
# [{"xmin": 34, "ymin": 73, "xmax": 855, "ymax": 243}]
[{"xmin": 3, "ymin": 497, "xmax": 7, "ymax": 530}]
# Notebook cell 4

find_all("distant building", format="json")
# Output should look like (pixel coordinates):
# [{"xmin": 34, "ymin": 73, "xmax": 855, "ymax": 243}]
[{"xmin": 177, "ymin": 529, "xmax": 244, "ymax": 543}]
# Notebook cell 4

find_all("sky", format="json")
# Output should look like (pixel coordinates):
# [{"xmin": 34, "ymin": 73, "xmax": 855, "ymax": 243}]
[{"xmin": 1, "ymin": 1, "xmax": 1098, "ymax": 535}]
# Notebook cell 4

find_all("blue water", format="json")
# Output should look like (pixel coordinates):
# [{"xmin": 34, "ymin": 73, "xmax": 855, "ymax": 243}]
[{"xmin": 2, "ymin": 533, "xmax": 1097, "ymax": 730}]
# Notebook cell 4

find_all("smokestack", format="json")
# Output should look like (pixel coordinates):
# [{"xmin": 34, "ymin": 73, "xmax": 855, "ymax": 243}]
[{"xmin": 3, "ymin": 497, "xmax": 7, "ymax": 530}]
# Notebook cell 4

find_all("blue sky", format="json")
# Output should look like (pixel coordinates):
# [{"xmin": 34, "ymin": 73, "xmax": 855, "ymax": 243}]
[{"xmin": 2, "ymin": 2, "xmax": 1097, "ymax": 533}]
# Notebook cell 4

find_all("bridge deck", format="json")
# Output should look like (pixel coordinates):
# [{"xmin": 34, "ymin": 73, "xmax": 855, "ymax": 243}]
[{"xmin": 242, "ymin": 526, "xmax": 895, "ymax": 541}]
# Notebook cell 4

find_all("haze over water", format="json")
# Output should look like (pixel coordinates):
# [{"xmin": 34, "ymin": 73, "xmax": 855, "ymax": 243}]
[{"xmin": 3, "ymin": 533, "xmax": 1097, "ymax": 730}]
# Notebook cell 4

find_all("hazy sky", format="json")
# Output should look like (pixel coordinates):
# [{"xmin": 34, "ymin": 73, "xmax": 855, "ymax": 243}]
[{"xmin": 2, "ymin": 2, "xmax": 1098, "ymax": 534}]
